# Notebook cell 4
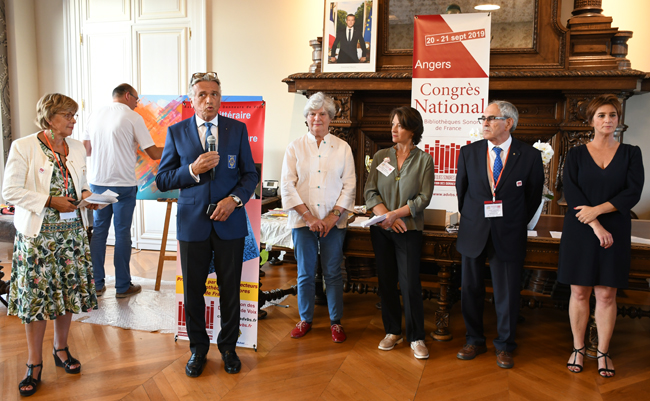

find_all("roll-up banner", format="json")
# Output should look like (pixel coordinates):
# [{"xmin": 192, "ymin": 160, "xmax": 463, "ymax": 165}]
[
  {"xmin": 412, "ymin": 13, "xmax": 491, "ymax": 213},
  {"xmin": 174, "ymin": 98, "xmax": 266, "ymax": 350}
]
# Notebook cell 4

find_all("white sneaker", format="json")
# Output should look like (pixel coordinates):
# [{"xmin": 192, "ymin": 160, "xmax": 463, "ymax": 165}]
[
  {"xmin": 378, "ymin": 334, "xmax": 403, "ymax": 351},
  {"xmin": 411, "ymin": 340, "xmax": 429, "ymax": 359}
]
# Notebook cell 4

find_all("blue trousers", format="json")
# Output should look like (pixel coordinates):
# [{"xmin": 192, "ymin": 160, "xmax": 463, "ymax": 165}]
[
  {"xmin": 89, "ymin": 185, "xmax": 137, "ymax": 293},
  {"xmin": 292, "ymin": 227, "xmax": 346, "ymax": 323}
]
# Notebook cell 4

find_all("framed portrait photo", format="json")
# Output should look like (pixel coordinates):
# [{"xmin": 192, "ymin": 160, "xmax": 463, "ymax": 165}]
[{"xmin": 322, "ymin": 0, "xmax": 378, "ymax": 73}]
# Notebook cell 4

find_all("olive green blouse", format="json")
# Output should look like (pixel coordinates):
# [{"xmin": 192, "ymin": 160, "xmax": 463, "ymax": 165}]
[{"xmin": 364, "ymin": 146, "xmax": 435, "ymax": 231}]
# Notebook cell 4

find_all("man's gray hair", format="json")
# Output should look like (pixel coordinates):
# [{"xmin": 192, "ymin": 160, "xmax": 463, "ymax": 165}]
[
  {"xmin": 303, "ymin": 92, "xmax": 337, "ymax": 119},
  {"xmin": 489, "ymin": 100, "xmax": 519, "ymax": 133},
  {"xmin": 188, "ymin": 73, "xmax": 221, "ymax": 98}
]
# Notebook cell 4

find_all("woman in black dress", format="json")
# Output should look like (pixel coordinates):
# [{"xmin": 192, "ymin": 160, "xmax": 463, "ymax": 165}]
[{"xmin": 558, "ymin": 94, "xmax": 644, "ymax": 377}]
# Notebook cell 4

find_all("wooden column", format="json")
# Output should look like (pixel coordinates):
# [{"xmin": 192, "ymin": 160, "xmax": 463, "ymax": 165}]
[{"xmin": 567, "ymin": 0, "xmax": 619, "ymax": 70}]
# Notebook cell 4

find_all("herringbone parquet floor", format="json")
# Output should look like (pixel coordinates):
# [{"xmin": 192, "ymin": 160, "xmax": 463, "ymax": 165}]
[{"xmin": 0, "ymin": 245, "xmax": 649, "ymax": 400}]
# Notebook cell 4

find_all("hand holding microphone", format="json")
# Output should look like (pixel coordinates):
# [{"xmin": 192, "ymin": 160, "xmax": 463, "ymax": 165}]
[
  {"xmin": 207, "ymin": 134, "xmax": 217, "ymax": 180},
  {"xmin": 191, "ymin": 137, "xmax": 219, "ymax": 177}
]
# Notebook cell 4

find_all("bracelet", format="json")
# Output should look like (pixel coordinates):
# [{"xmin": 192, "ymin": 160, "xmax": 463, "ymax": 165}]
[
  {"xmin": 301, "ymin": 210, "xmax": 311, "ymax": 220},
  {"xmin": 46, "ymin": 196, "xmax": 52, "ymax": 208}
]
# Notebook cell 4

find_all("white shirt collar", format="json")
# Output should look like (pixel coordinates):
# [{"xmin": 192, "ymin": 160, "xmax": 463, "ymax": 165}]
[
  {"xmin": 195, "ymin": 114, "xmax": 219, "ymax": 128},
  {"xmin": 487, "ymin": 135, "xmax": 512, "ymax": 153},
  {"xmin": 307, "ymin": 132, "xmax": 330, "ymax": 143}
]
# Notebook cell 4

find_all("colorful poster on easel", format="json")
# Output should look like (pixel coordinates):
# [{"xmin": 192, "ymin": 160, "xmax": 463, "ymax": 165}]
[
  {"xmin": 134, "ymin": 95, "xmax": 184, "ymax": 200},
  {"xmin": 173, "ymin": 98, "xmax": 266, "ymax": 350}
]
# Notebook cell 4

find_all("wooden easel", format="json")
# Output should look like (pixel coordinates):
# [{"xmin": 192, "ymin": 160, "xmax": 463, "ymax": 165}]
[{"xmin": 155, "ymin": 198, "xmax": 177, "ymax": 291}]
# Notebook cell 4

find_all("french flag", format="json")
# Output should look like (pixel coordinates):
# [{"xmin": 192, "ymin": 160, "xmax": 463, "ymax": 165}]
[{"xmin": 329, "ymin": 3, "xmax": 337, "ymax": 50}]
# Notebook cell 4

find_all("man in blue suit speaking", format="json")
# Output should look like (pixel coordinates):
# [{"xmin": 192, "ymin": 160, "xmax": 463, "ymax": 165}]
[{"xmin": 156, "ymin": 72, "xmax": 258, "ymax": 378}]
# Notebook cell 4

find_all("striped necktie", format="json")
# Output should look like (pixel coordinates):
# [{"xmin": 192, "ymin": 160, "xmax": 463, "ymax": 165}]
[{"xmin": 204, "ymin": 122, "xmax": 213, "ymax": 151}]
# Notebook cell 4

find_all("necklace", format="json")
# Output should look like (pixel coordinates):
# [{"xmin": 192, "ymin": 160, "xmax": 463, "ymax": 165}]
[{"xmin": 394, "ymin": 144, "xmax": 414, "ymax": 159}]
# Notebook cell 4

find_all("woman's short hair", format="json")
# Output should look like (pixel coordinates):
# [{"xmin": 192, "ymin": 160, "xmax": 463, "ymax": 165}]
[
  {"xmin": 303, "ymin": 92, "xmax": 337, "ymax": 119},
  {"xmin": 389, "ymin": 106, "xmax": 424, "ymax": 145},
  {"xmin": 488, "ymin": 100, "xmax": 519, "ymax": 133},
  {"xmin": 36, "ymin": 93, "xmax": 78, "ymax": 130},
  {"xmin": 586, "ymin": 94, "xmax": 621, "ymax": 124}
]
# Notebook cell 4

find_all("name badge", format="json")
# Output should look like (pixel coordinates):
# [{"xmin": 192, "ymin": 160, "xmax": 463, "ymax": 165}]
[
  {"xmin": 60, "ymin": 211, "xmax": 77, "ymax": 221},
  {"xmin": 484, "ymin": 200, "xmax": 503, "ymax": 218},
  {"xmin": 377, "ymin": 160, "xmax": 395, "ymax": 177}
]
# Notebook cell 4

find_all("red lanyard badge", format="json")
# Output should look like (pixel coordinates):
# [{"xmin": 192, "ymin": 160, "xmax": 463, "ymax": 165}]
[{"xmin": 44, "ymin": 134, "xmax": 69, "ymax": 196}]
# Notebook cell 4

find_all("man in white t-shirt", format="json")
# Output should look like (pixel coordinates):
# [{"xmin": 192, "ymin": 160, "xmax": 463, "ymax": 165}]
[{"xmin": 83, "ymin": 84, "xmax": 162, "ymax": 298}]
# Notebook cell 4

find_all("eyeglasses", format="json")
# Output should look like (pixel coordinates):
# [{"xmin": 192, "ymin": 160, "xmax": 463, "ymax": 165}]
[
  {"xmin": 190, "ymin": 72, "xmax": 220, "ymax": 86},
  {"xmin": 58, "ymin": 112, "xmax": 78, "ymax": 121},
  {"xmin": 129, "ymin": 92, "xmax": 139, "ymax": 103},
  {"xmin": 478, "ymin": 116, "xmax": 508, "ymax": 123}
]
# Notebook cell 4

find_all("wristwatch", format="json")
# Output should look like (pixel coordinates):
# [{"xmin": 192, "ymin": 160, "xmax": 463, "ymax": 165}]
[
  {"xmin": 229, "ymin": 194, "xmax": 243, "ymax": 207},
  {"xmin": 330, "ymin": 209, "xmax": 341, "ymax": 217}
]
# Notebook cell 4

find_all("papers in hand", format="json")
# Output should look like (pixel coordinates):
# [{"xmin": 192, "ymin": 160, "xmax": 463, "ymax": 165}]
[
  {"xmin": 360, "ymin": 214, "xmax": 386, "ymax": 228},
  {"xmin": 77, "ymin": 190, "xmax": 118, "ymax": 210}
]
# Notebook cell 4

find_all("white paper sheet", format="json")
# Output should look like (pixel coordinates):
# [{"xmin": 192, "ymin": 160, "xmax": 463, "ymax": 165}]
[
  {"xmin": 77, "ymin": 189, "xmax": 118, "ymax": 209},
  {"xmin": 631, "ymin": 236, "xmax": 650, "ymax": 245},
  {"xmin": 360, "ymin": 214, "xmax": 386, "ymax": 228}
]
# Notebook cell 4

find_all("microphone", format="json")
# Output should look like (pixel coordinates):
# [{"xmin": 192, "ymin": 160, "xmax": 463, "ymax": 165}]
[{"xmin": 206, "ymin": 134, "xmax": 216, "ymax": 180}]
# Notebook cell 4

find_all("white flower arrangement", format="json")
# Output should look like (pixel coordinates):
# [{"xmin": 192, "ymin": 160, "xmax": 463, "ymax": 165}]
[
  {"xmin": 533, "ymin": 140, "xmax": 554, "ymax": 165},
  {"xmin": 468, "ymin": 127, "xmax": 483, "ymax": 142},
  {"xmin": 532, "ymin": 140, "xmax": 555, "ymax": 200}
]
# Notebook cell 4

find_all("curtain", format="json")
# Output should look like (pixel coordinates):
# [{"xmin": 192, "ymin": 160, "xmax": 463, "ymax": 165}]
[{"xmin": 0, "ymin": 0, "xmax": 10, "ymax": 202}]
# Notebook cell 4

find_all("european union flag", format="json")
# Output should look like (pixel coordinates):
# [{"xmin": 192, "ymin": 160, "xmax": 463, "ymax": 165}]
[{"xmin": 364, "ymin": 8, "xmax": 373, "ymax": 43}]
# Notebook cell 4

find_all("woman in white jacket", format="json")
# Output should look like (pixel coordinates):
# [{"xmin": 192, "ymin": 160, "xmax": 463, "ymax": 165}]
[{"xmin": 2, "ymin": 93, "xmax": 98, "ymax": 397}]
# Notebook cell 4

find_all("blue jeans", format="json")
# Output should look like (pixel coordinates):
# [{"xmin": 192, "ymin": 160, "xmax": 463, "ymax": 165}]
[
  {"xmin": 90, "ymin": 185, "xmax": 137, "ymax": 293},
  {"xmin": 292, "ymin": 227, "xmax": 346, "ymax": 323}
]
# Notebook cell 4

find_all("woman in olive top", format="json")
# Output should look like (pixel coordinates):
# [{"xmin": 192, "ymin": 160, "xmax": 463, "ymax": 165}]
[{"xmin": 364, "ymin": 106, "xmax": 435, "ymax": 359}]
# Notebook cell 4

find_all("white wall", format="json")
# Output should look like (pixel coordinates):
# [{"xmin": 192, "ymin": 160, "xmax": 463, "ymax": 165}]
[
  {"xmin": 6, "ymin": 0, "xmax": 40, "ymax": 138},
  {"xmin": 602, "ymin": 0, "xmax": 650, "ymax": 218},
  {"xmin": 35, "ymin": 0, "xmax": 66, "ymax": 95},
  {"xmin": 208, "ymin": 0, "xmax": 323, "ymax": 182}
]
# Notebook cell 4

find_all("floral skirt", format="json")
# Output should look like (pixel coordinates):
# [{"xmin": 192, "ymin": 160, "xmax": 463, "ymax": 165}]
[{"xmin": 8, "ymin": 221, "xmax": 98, "ymax": 323}]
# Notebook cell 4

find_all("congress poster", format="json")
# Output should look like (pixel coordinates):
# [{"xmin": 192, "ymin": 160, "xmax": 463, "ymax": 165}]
[{"xmin": 412, "ymin": 13, "xmax": 491, "ymax": 212}]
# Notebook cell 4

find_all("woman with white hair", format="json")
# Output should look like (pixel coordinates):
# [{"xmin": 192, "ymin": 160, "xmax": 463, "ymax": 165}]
[{"xmin": 280, "ymin": 92, "xmax": 356, "ymax": 343}]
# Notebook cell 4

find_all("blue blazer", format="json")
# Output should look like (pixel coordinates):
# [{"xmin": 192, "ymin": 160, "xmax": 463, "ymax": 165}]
[
  {"xmin": 155, "ymin": 115, "xmax": 259, "ymax": 242},
  {"xmin": 455, "ymin": 137, "xmax": 544, "ymax": 262}
]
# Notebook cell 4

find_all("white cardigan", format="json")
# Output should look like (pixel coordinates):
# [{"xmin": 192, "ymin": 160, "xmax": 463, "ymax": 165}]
[{"xmin": 2, "ymin": 133, "xmax": 91, "ymax": 237}]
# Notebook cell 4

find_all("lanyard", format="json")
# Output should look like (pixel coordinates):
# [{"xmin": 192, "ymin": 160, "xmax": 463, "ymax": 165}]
[
  {"xmin": 487, "ymin": 146, "xmax": 509, "ymax": 201},
  {"xmin": 44, "ymin": 133, "xmax": 69, "ymax": 195}
]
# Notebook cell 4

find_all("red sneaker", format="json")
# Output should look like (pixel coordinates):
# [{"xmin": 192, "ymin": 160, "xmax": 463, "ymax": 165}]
[
  {"xmin": 290, "ymin": 321, "xmax": 312, "ymax": 338},
  {"xmin": 331, "ymin": 324, "xmax": 347, "ymax": 343}
]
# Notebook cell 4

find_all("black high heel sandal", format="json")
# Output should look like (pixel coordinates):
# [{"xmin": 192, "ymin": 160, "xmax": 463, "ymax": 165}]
[
  {"xmin": 567, "ymin": 346, "xmax": 585, "ymax": 373},
  {"xmin": 53, "ymin": 346, "xmax": 81, "ymax": 374},
  {"xmin": 18, "ymin": 362, "xmax": 42, "ymax": 397},
  {"xmin": 597, "ymin": 349, "xmax": 615, "ymax": 377}
]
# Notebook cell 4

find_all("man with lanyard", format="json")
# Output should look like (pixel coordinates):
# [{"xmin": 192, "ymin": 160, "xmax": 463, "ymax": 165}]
[
  {"xmin": 454, "ymin": 100, "xmax": 544, "ymax": 369},
  {"xmin": 83, "ymin": 84, "xmax": 163, "ymax": 298}
]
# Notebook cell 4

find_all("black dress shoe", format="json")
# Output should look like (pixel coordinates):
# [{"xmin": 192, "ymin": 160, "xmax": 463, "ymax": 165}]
[
  {"xmin": 221, "ymin": 350, "xmax": 241, "ymax": 374},
  {"xmin": 185, "ymin": 353, "xmax": 207, "ymax": 377}
]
